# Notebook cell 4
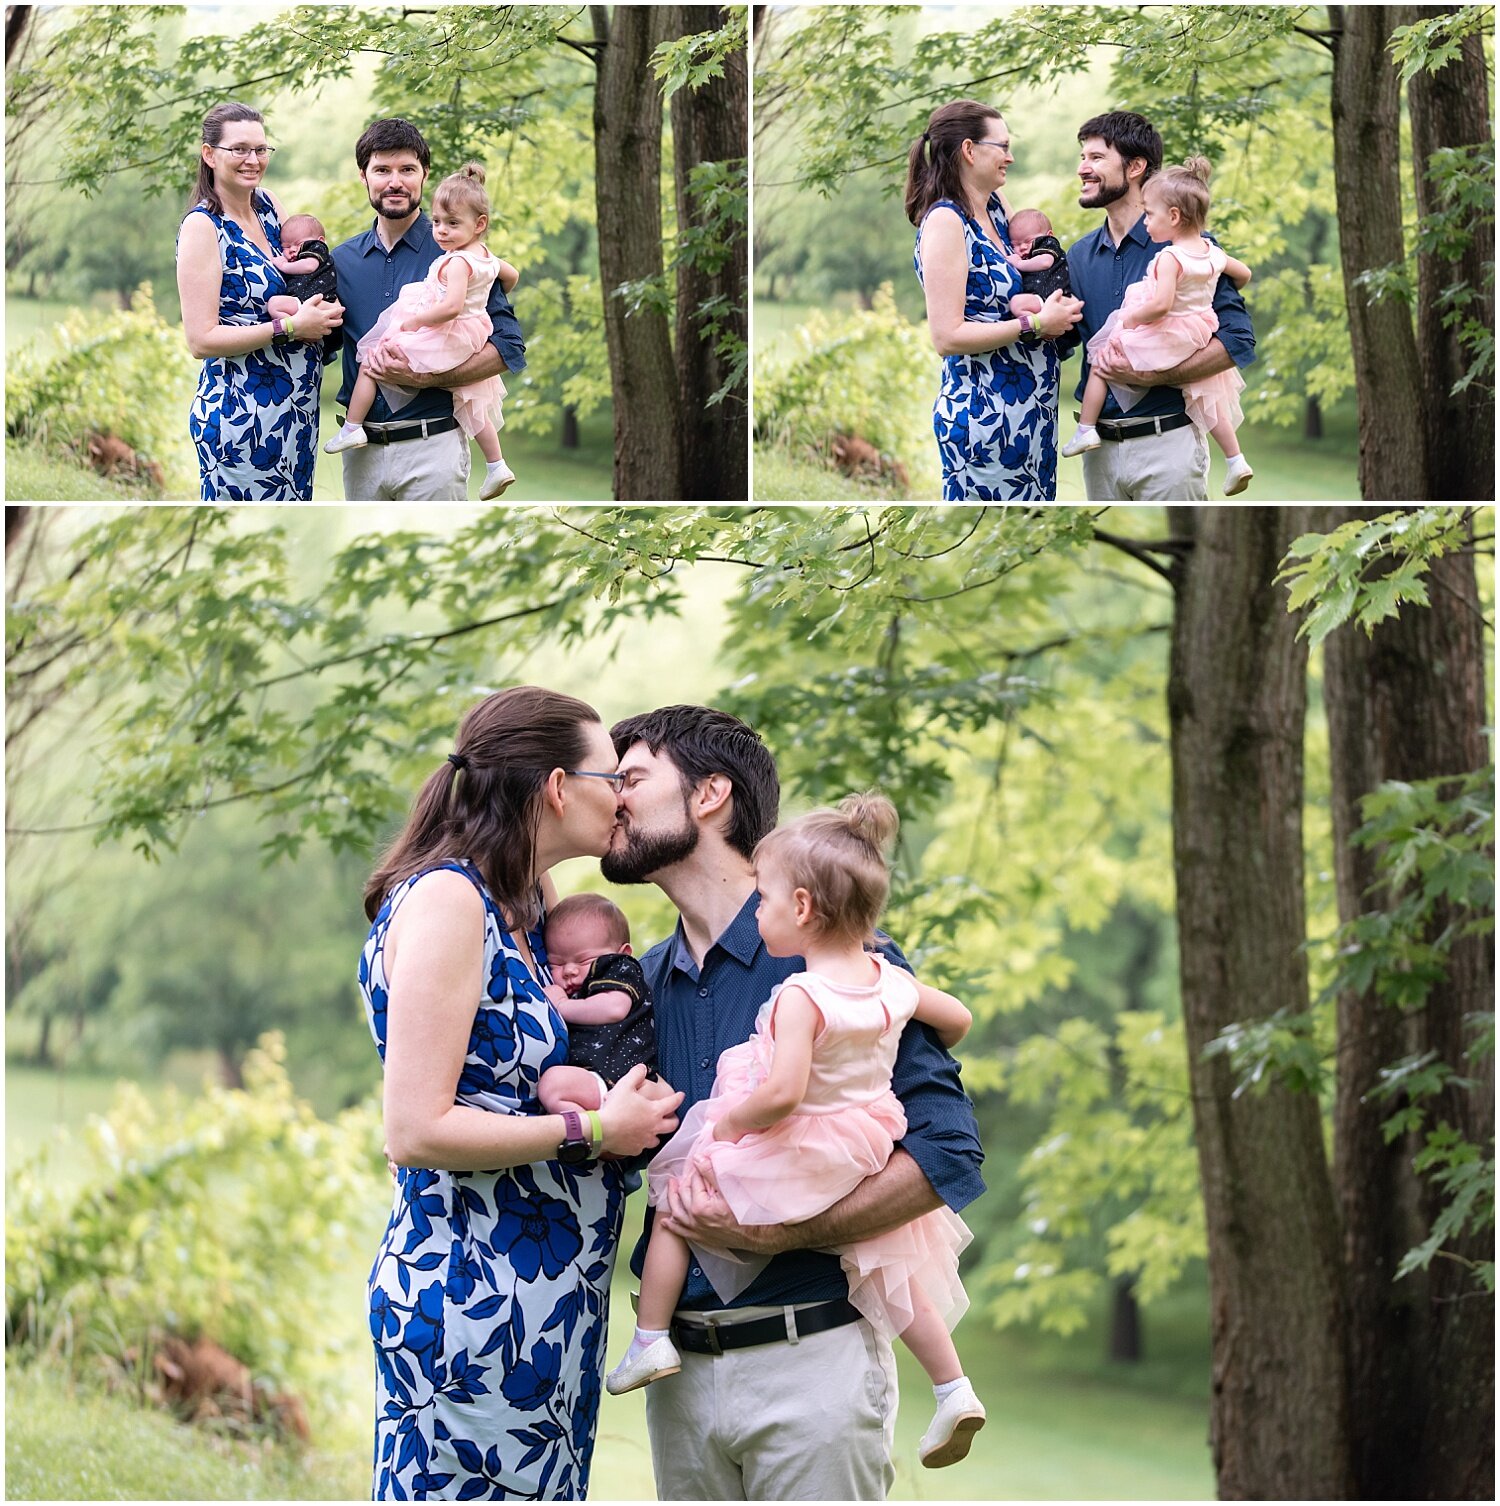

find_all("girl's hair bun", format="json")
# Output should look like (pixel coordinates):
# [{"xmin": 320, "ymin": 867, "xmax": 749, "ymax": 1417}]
[
  {"xmin": 1180, "ymin": 154, "xmax": 1212, "ymax": 183},
  {"xmin": 459, "ymin": 161, "xmax": 486, "ymax": 183},
  {"xmin": 838, "ymin": 791, "xmax": 899, "ymax": 852}
]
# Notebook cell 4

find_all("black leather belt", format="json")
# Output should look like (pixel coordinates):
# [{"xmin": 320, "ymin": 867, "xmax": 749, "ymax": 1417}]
[
  {"xmin": 671, "ymin": 1297, "xmax": 860, "ymax": 1355},
  {"xmin": 339, "ymin": 415, "xmax": 459, "ymax": 445},
  {"xmin": 1082, "ymin": 411, "xmax": 1194, "ymax": 443}
]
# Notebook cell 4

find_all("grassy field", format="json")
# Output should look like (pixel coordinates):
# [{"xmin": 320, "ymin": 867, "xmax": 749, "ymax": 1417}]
[
  {"xmin": 753, "ymin": 297, "xmax": 1363, "ymax": 502},
  {"xmin": 4, "ymin": 293, "xmax": 614, "ymax": 503},
  {"xmin": 7, "ymin": 1065, "xmax": 1214, "ymax": 1500}
]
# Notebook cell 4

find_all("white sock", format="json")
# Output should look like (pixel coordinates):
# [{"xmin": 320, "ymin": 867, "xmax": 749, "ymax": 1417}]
[
  {"xmin": 629, "ymin": 1325, "xmax": 669, "ymax": 1359},
  {"xmin": 933, "ymin": 1375, "xmax": 969, "ymax": 1401},
  {"xmin": 486, "ymin": 458, "xmax": 508, "ymax": 476},
  {"xmin": 342, "ymin": 420, "xmax": 364, "ymax": 437}
]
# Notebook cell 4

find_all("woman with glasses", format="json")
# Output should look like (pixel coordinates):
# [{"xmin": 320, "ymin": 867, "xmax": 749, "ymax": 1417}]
[
  {"xmin": 907, "ymin": 100, "xmax": 1083, "ymax": 500},
  {"xmin": 359, "ymin": 685, "xmax": 683, "ymax": 1501},
  {"xmin": 175, "ymin": 101, "xmax": 343, "ymax": 499}
]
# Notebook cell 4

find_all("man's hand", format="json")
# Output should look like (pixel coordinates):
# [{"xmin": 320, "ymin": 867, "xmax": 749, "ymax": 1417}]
[
  {"xmin": 362, "ymin": 344, "xmax": 431, "ymax": 387},
  {"xmin": 658, "ymin": 1168, "xmax": 792, "ymax": 1255},
  {"xmin": 1094, "ymin": 336, "xmax": 1234, "ymax": 389}
]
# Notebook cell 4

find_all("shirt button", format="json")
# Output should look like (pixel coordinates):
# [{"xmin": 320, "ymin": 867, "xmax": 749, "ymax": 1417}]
[
  {"xmin": 691, "ymin": 1265, "xmax": 702, "ymax": 1278},
  {"xmin": 698, "ymin": 987, "xmax": 709, "ymax": 998},
  {"xmin": 700, "ymin": 1059, "xmax": 710, "ymax": 1071}
]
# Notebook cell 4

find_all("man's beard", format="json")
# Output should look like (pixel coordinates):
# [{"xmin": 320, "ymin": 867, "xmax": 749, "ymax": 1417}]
[
  {"xmin": 1079, "ymin": 176, "xmax": 1130, "ymax": 209},
  {"xmin": 601, "ymin": 811, "xmax": 699, "ymax": 884},
  {"xmin": 372, "ymin": 189, "xmax": 418, "ymax": 221}
]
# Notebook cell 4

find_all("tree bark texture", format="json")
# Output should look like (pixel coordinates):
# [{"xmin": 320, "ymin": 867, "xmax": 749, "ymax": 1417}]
[
  {"xmin": 668, "ymin": 6, "xmax": 748, "ymax": 501},
  {"xmin": 1329, "ymin": 6, "xmax": 1430, "ymax": 500},
  {"xmin": 1169, "ymin": 507, "xmax": 1353, "ymax": 1499},
  {"xmin": 1402, "ymin": 9, "xmax": 1495, "ymax": 502},
  {"xmin": 1321, "ymin": 507, "xmax": 1494, "ymax": 1500},
  {"xmin": 592, "ymin": 5, "xmax": 684, "ymax": 500}
]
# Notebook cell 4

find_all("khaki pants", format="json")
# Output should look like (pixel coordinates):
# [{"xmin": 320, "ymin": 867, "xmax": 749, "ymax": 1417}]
[
  {"xmin": 1081, "ymin": 422, "xmax": 1208, "ymax": 501},
  {"xmin": 340, "ymin": 425, "xmax": 470, "ymax": 500},
  {"xmin": 644, "ymin": 1309, "xmax": 898, "ymax": 1501}
]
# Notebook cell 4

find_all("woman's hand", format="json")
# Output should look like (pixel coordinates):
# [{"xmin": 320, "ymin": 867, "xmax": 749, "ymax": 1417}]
[
  {"xmin": 292, "ymin": 292, "xmax": 343, "ymax": 341},
  {"xmin": 1037, "ymin": 289, "xmax": 1084, "ymax": 338},
  {"xmin": 598, "ymin": 1063, "xmax": 683, "ymax": 1157}
]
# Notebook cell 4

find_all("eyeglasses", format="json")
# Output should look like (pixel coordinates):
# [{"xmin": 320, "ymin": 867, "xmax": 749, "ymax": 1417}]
[
  {"xmin": 969, "ymin": 140, "xmax": 1011, "ymax": 154},
  {"xmin": 213, "ymin": 145, "xmax": 276, "ymax": 161},
  {"xmin": 566, "ymin": 770, "xmax": 627, "ymax": 794}
]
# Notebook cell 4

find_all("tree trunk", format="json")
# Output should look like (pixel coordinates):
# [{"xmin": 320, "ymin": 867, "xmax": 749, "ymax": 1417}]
[
  {"xmin": 1168, "ymin": 507, "xmax": 1353, "ymax": 1499},
  {"xmin": 668, "ymin": 6, "xmax": 748, "ymax": 501},
  {"xmin": 561, "ymin": 405, "xmax": 579, "ymax": 450},
  {"xmin": 1328, "ymin": 6, "xmax": 1429, "ymax": 499},
  {"xmin": 592, "ymin": 5, "xmax": 684, "ymax": 500},
  {"xmin": 1109, "ymin": 1275, "xmax": 1141, "ymax": 1364},
  {"xmin": 1304, "ymin": 395, "xmax": 1323, "ymax": 440},
  {"xmin": 1402, "ymin": 8, "xmax": 1495, "ymax": 501},
  {"xmin": 1321, "ymin": 507, "xmax": 1494, "ymax": 1500}
]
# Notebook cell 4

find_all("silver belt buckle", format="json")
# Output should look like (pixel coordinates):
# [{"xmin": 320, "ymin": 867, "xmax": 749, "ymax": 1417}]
[{"xmin": 702, "ymin": 1316, "xmax": 724, "ymax": 1355}]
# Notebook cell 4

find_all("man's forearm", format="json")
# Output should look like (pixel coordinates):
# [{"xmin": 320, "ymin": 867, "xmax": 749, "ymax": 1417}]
[
  {"xmin": 1154, "ymin": 336, "xmax": 1233, "ymax": 386},
  {"xmin": 772, "ymin": 1148, "xmax": 941, "ymax": 1252},
  {"xmin": 412, "ymin": 343, "xmax": 506, "ymax": 390}
]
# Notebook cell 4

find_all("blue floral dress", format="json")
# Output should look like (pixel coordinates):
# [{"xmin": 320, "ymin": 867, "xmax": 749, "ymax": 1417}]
[
  {"xmin": 359, "ymin": 862, "xmax": 625, "ymax": 1501},
  {"xmin": 914, "ymin": 194, "xmax": 1060, "ymax": 500},
  {"xmin": 175, "ymin": 190, "xmax": 321, "ymax": 499}
]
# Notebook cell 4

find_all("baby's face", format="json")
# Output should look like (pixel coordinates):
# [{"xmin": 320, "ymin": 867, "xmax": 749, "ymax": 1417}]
[
  {"xmin": 1013, "ymin": 235, "xmax": 1036, "ymax": 256},
  {"xmin": 545, "ymin": 917, "xmax": 628, "ymax": 993}
]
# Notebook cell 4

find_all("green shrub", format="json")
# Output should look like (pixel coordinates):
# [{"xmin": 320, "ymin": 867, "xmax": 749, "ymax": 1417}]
[
  {"xmin": 753, "ymin": 283, "xmax": 933, "ymax": 472},
  {"xmin": 6, "ymin": 1033, "xmax": 385, "ymax": 1412},
  {"xmin": 5, "ymin": 283, "xmax": 195, "ymax": 476}
]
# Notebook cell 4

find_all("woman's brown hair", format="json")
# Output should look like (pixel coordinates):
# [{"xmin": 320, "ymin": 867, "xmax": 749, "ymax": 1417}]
[
  {"xmin": 904, "ymin": 99, "xmax": 1004, "ymax": 227},
  {"xmin": 193, "ymin": 101, "xmax": 264, "ymax": 218},
  {"xmin": 363, "ymin": 686, "xmax": 601, "ymax": 923}
]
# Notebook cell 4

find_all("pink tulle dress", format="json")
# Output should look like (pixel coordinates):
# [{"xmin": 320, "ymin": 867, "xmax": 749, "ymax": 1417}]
[
  {"xmin": 647, "ymin": 955, "xmax": 972, "ymax": 1340},
  {"xmin": 355, "ymin": 245, "xmax": 506, "ymax": 438},
  {"xmin": 1087, "ymin": 241, "xmax": 1245, "ymax": 434}
]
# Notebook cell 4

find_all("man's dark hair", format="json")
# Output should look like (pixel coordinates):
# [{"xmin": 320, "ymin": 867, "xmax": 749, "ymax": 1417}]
[
  {"xmin": 355, "ymin": 118, "xmax": 431, "ymax": 172},
  {"xmin": 1078, "ymin": 111, "xmax": 1163, "ymax": 182},
  {"xmin": 610, "ymin": 705, "xmax": 780, "ymax": 859}
]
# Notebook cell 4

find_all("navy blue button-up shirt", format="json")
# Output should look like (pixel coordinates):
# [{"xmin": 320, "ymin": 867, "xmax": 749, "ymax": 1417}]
[
  {"xmin": 631, "ymin": 892, "xmax": 986, "ymax": 1311},
  {"xmin": 1061, "ymin": 214, "xmax": 1255, "ymax": 421},
  {"xmin": 330, "ymin": 212, "xmax": 527, "ymax": 424}
]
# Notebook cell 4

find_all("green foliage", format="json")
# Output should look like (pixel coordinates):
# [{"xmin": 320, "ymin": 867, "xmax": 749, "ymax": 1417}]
[
  {"xmin": 3, "ymin": 285, "xmax": 195, "ymax": 472},
  {"xmin": 1278, "ymin": 508, "xmax": 1481, "ymax": 645},
  {"xmin": 1387, "ymin": 5, "xmax": 1495, "ymax": 82},
  {"xmin": 652, "ymin": 7, "xmax": 749, "ymax": 98},
  {"xmin": 1244, "ymin": 264, "xmax": 1355, "ymax": 427},
  {"xmin": 1200, "ymin": 1008, "xmax": 1332, "ymax": 1099},
  {"xmin": 986, "ymin": 1010, "xmax": 1205, "ymax": 1335},
  {"xmin": 753, "ymin": 285, "xmax": 933, "ymax": 469},
  {"xmin": 6, "ymin": 1034, "xmax": 385, "ymax": 1400}
]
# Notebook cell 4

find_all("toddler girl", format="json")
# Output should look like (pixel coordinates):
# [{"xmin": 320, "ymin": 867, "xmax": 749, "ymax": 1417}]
[
  {"xmin": 325, "ymin": 162, "xmax": 519, "ymax": 500},
  {"xmin": 1061, "ymin": 156, "xmax": 1255, "ymax": 495},
  {"xmin": 606, "ymin": 794, "xmax": 987, "ymax": 1470}
]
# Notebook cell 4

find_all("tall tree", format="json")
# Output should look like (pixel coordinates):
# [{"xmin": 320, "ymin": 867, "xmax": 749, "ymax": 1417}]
[
  {"xmin": 1167, "ymin": 507, "xmax": 1353, "ymax": 1497},
  {"xmin": 1402, "ymin": 9, "xmax": 1495, "ymax": 501},
  {"xmin": 1328, "ymin": 5, "xmax": 1431, "ymax": 500},
  {"xmin": 669, "ymin": 4, "xmax": 748, "ymax": 501},
  {"xmin": 1321, "ymin": 507, "xmax": 1494, "ymax": 1498},
  {"xmin": 591, "ymin": 4, "xmax": 684, "ymax": 499}
]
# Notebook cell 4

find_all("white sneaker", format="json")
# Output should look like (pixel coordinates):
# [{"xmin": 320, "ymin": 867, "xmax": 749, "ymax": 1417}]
[
  {"xmin": 1060, "ymin": 424, "xmax": 1101, "ymax": 457},
  {"xmin": 324, "ymin": 424, "xmax": 367, "ymax": 454},
  {"xmin": 480, "ymin": 462, "xmax": 516, "ymax": 500},
  {"xmin": 604, "ymin": 1334, "xmax": 681, "ymax": 1395},
  {"xmin": 1224, "ymin": 454, "xmax": 1253, "ymax": 495},
  {"xmin": 919, "ymin": 1380, "xmax": 986, "ymax": 1468}
]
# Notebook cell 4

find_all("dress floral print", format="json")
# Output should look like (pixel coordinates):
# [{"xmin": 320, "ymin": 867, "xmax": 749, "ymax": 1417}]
[
  {"xmin": 914, "ymin": 193, "xmax": 1060, "ymax": 500},
  {"xmin": 175, "ymin": 189, "xmax": 322, "ymax": 499},
  {"xmin": 359, "ymin": 862, "xmax": 625, "ymax": 1500}
]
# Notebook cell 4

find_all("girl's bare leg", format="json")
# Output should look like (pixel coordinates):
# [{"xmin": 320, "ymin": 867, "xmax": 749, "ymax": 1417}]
[
  {"xmin": 474, "ymin": 418, "xmax": 503, "ymax": 466},
  {"xmin": 344, "ymin": 370, "xmax": 379, "ymax": 427},
  {"xmin": 899, "ymin": 1286, "xmax": 963, "ymax": 1385},
  {"xmin": 1078, "ymin": 368, "xmax": 1109, "ymax": 428},
  {"xmin": 1209, "ymin": 415, "xmax": 1242, "ymax": 459},
  {"xmin": 635, "ymin": 1221, "xmax": 692, "ymax": 1332}
]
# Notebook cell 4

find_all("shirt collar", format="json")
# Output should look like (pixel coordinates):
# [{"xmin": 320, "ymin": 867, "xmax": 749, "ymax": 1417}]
[
  {"xmin": 1088, "ymin": 212, "xmax": 1151, "ymax": 253},
  {"xmin": 667, "ymin": 889, "xmax": 763, "ymax": 975},
  {"xmin": 355, "ymin": 211, "xmax": 432, "ymax": 257}
]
